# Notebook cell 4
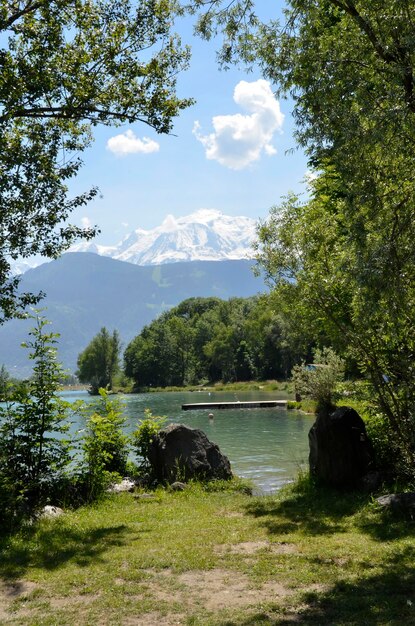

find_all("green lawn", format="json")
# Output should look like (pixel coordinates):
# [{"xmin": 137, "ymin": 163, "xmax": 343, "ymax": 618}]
[{"xmin": 0, "ymin": 480, "xmax": 414, "ymax": 625}]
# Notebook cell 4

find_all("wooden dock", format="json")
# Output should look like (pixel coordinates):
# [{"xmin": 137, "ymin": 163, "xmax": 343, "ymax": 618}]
[{"xmin": 181, "ymin": 400, "xmax": 287, "ymax": 411}]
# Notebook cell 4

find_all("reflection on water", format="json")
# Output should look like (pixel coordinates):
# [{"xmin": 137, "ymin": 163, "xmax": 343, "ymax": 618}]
[{"xmin": 62, "ymin": 389, "xmax": 314, "ymax": 494}]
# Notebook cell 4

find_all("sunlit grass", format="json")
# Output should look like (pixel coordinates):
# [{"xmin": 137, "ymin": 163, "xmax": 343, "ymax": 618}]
[
  {"xmin": 144, "ymin": 380, "xmax": 292, "ymax": 394},
  {"xmin": 0, "ymin": 478, "xmax": 414, "ymax": 625}
]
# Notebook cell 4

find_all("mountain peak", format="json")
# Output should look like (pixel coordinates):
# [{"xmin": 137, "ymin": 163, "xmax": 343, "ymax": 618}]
[
  {"xmin": 78, "ymin": 209, "xmax": 257, "ymax": 267},
  {"xmin": 160, "ymin": 214, "xmax": 178, "ymax": 232},
  {"xmin": 10, "ymin": 209, "xmax": 257, "ymax": 274}
]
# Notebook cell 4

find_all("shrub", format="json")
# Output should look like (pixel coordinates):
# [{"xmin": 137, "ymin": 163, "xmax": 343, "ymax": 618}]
[
  {"xmin": 132, "ymin": 409, "xmax": 167, "ymax": 473},
  {"xmin": 291, "ymin": 347, "xmax": 344, "ymax": 414},
  {"xmin": 80, "ymin": 389, "xmax": 129, "ymax": 500}
]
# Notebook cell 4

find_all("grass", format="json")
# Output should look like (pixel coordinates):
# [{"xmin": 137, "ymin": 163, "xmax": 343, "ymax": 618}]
[
  {"xmin": 287, "ymin": 399, "xmax": 318, "ymax": 414},
  {"xmin": 140, "ymin": 380, "xmax": 292, "ymax": 394},
  {"xmin": 0, "ymin": 478, "xmax": 414, "ymax": 625}
]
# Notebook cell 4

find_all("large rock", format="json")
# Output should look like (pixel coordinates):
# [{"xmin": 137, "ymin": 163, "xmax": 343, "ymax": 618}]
[
  {"xmin": 309, "ymin": 406, "xmax": 374, "ymax": 488},
  {"xmin": 148, "ymin": 423, "xmax": 233, "ymax": 483},
  {"xmin": 376, "ymin": 492, "xmax": 415, "ymax": 514}
]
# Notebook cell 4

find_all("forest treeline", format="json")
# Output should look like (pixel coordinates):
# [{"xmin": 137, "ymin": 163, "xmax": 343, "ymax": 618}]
[
  {"xmin": 124, "ymin": 296, "xmax": 293, "ymax": 388},
  {"xmin": 122, "ymin": 295, "xmax": 315, "ymax": 388}
]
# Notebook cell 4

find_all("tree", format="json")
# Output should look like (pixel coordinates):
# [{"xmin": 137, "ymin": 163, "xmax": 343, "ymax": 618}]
[
  {"xmin": 77, "ymin": 327, "xmax": 121, "ymax": 394},
  {"xmin": 0, "ymin": 0, "xmax": 192, "ymax": 321},
  {"xmin": 124, "ymin": 317, "xmax": 180, "ymax": 387},
  {"xmin": 191, "ymin": 1, "xmax": 415, "ymax": 473},
  {"xmin": 0, "ymin": 364, "xmax": 10, "ymax": 401},
  {"xmin": 0, "ymin": 314, "xmax": 72, "ymax": 516}
]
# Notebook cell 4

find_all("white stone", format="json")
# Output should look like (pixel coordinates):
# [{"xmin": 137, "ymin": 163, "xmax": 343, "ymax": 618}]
[
  {"xmin": 107, "ymin": 478, "xmax": 135, "ymax": 493},
  {"xmin": 40, "ymin": 505, "xmax": 64, "ymax": 519}
]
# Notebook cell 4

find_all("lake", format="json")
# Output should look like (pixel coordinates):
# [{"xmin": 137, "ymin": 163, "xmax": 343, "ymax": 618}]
[{"xmin": 62, "ymin": 389, "xmax": 315, "ymax": 494}]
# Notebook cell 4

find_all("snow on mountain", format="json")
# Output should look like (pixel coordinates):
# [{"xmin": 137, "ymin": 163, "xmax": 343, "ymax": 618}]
[
  {"xmin": 68, "ymin": 241, "xmax": 118, "ymax": 257},
  {"xmin": 7, "ymin": 254, "xmax": 49, "ymax": 276},
  {"xmin": 112, "ymin": 209, "xmax": 257, "ymax": 265},
  {"xmin": 9, "ymin": 209, "xmax": 257, "ymax": 274}
]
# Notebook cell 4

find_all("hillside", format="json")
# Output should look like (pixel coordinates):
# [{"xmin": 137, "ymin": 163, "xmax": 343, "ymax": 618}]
[{"xmin": 0, "ymin": 253, "xmax": 265, "ymax": 376}]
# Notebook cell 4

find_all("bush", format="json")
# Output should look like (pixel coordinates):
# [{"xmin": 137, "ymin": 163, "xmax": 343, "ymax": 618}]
[
  {"xmin": 291, "ymin": 347, "xmax": 344, "ymax": 413},
  {"xmin": 132, "ymin": 409, "xmax": 166, "ymax": 473},
  {"xmin": 80, "ymin": 389, "xmax": 129, "ymax": 500}
]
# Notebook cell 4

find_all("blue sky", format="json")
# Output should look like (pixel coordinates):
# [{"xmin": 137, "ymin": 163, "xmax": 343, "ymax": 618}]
[{"xmin": 70, "ymin": 2, "xmax": 308, "ymax": 245}]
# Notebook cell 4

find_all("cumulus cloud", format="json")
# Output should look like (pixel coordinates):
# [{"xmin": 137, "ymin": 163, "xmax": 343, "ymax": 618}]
[
  {"xmin": 193, "ymin": 79, "xmax": 284, "ymax": 170},
  {"xmin": 106, "ymin": 130, "xmax": 160, "ymax": 157}
]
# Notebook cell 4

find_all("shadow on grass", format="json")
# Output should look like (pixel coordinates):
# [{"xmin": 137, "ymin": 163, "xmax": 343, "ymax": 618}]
[
  {"xmin": 0, "ymin": 521, "xmax": 133, "ymax": 580},
  {"xmin": 218, "ymin": 545, "xmax": 415, "ymax": 625},
  {"xmin": 244, "ymin": 481, "xmax": 414, "ymax": 541},
  {"xmin": 244, "ymin": 483, "xmax": 369, "ymax": 536}
]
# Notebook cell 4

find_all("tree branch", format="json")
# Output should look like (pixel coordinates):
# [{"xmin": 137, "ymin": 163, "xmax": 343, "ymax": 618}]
[
  {"xmin": 0, "ymin": 105, "xmax": 158, "ymax": 129},
  {"xmin": 329, "ymin": 0, "xmax": 415, "ymax": 112},
  {"xmin": 2, "ymin": 1, "xmax": 44, "ymax": 29}
]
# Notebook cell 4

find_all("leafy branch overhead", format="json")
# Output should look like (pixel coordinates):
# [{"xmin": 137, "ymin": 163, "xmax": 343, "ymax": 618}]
[{"xmin": 0, "ymin": 0, "xmax": 193, "ymax": 322}]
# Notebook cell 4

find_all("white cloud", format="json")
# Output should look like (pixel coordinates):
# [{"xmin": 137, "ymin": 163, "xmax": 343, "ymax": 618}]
[
  {"xmin": 81, "ymin": 216, "xmax": 92, "ymax": 229},
  {"xmin": 193, "ymin": 79, "xmax": 284, "ymax": 170},
  {"xmin": 106, "ymin": 130, "xmax": 160, "ymax": 157}
]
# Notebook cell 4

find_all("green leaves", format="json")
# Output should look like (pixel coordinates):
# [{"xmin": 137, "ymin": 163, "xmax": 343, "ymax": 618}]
[
  {"xmin": 77, "ymin": 328, "xmax": 121, "ymax": 394},
  {"xmin": 0, "ymin": 312, "xmax": 73, "ymax": 514},
  {"xmin": 132, "ymin": 408, "xmax": 166, "ymax": 471},
  {"xmin": 292, "ymin": 347, "xmax": 345, "ymax": 410},
  {"xmin": 80, "ymin": 388, "xmax": 129, "ymax": 498},
  {"xmin": 0, "ymin": 0, "xmax": 193, "ymax": 321}
]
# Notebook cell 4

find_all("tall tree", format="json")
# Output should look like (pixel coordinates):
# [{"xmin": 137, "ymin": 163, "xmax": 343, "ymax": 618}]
[
  {"xmin": 0, "ymin": 0, "xmax": 192, "ymax": 321},
  {"xmin": 191, "ymin": 0, "xmax": 415, "ymax": 471},
  {"xmin": 77, "ymin": 327, "xmax": 121, "ymax": 394}
]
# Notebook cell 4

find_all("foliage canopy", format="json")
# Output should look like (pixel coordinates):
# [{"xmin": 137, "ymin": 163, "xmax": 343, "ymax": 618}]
[
  {"xmin": 0, "ymin": 0, "xmax": 192, "ymax": 321},
  {"xmin": 77, "ymin": 327, "xmax": 121, "ymax": 394},
  {"xmin": 189, "ymin": 0, "xmax": 415, "ymax": 471},
  {"xmin": 124, "ymin": 296, "xmax": 315, "ymax": 387}
]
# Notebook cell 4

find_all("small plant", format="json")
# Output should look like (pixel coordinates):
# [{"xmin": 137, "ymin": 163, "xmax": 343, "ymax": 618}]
[
  {"xmin": 291, "ymin": 347, "xmax": 344, "ymax": 414},
  {"xmin": 80, "ymin": 388, "xmax": 129, "ymax": 500},
  {"xmin": 132, "ymin": 409, "xmax": 167, "ymax": 473}
]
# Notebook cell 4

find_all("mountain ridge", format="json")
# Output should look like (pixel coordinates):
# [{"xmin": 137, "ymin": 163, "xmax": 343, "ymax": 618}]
[
  {"xmin": 71, "ymin": 209, "xmax": 257, "ymax": 266},
  {"xmin": 10, "ymin": 209, "xmax": 257, "ymax": 275},
  {"xmin": 0, "ymin": 253, "xmax": 265, "ymax": 376}
]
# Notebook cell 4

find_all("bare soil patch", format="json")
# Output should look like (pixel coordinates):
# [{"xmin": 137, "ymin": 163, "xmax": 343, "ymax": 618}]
[
  {"xmin": 0, "ymin": 580, "xmax": 38, "ymax": 599},
  {"xmin": 0, "ymin": 580, "xmax": 39, "ymax": 623},
  {"xmin": 122, "ymin": 614, "xmax": 185, "ymax": 626},
  {"xmin": 144, "ymin": 566, "xmax": 291, "ymax": 612},
  {"xmin": 214, "ymin": 540, "xmax": 298, "ymax": 555}
]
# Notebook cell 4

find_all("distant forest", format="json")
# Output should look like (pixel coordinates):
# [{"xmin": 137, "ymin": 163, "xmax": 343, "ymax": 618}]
[{"xmin": 123, "ymin": 296, "xmax": 316, "ymax": 388}]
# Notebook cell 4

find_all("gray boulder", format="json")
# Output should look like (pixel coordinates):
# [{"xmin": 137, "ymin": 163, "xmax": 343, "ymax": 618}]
[
  {"xmin": 148, "ymin": 423, "xmax": 233, "ymax": 483},
  {"xmin": 376, "ymin": 492, "xmax": 415, "ymax": 514},
  {"xmin": 309, "ymin": 406, "xmax": 374, "ymax": 488}
]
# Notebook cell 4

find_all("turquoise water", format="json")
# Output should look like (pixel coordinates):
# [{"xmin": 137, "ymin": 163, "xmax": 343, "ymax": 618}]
[{"xmin": 63, "ymin": 389, "xmax": 314, "ymax": 493}]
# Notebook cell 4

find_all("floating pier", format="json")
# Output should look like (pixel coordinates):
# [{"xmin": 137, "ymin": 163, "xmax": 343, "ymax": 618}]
[{"xmin": 181, "ymin": 400, "xmax": 287, "ymax": 411}]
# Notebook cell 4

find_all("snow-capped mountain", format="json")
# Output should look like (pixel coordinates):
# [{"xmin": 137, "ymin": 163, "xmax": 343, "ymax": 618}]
[
  {"xmin": 71, "ymin": 209, "xmax": 257, "ymax": 266},
  {"xmin": 10, "ymin": 209, "xmax": 257, "ymax": 274}
]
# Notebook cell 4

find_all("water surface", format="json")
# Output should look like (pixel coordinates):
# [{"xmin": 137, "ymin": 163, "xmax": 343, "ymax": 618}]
[{"xmin": 63, "ymin": 389, "xmax": 314, "ymax": 493}]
